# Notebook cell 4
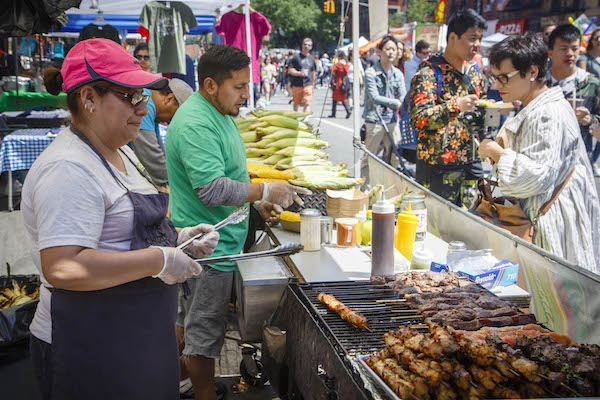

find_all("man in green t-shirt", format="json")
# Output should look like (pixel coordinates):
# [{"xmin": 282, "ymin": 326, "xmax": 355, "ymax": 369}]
[{"xmin": 166, "ymin": 44, "xmax": 310, "ymax": 400}]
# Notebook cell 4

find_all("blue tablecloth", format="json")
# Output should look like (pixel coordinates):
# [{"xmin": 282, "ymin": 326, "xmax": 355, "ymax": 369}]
[
  {"xmin": 0, "ymin": 128, "xmax": 168, "ymax": 173},
  {"xmin": 0, "ymin": 129, "xmax": 61, "ymax": 173}
]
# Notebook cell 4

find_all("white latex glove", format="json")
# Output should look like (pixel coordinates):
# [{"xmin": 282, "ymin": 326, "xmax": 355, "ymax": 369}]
[
  {"xmin": 261, "ymin": 181, "xmax": 312, "ymax": 209},
  {"xmin": 152, "ymin": 247, "xmax": 201, "ymax": 285},
  {"xmin": 177, "ymin": 224, "xmax": 220, "ymax": 259}
]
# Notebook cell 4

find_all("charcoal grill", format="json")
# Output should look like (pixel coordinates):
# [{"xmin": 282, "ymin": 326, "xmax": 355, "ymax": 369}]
[
  {"xmin": 268, "ymin": 278, "xmax": 538, "ymax": 400},
  {"xmin": 269, "ymin": 280, "xmax": 425, "ymax": 400}
]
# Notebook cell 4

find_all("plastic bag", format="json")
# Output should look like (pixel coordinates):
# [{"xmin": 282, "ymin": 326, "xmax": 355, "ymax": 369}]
[
  {"xmin": 447, "ymin": 249, "xmax": 499, "ymax": 273},
  {"xmin": 0, "ymin": 274, "xmax": 41, "ymax": 349}
]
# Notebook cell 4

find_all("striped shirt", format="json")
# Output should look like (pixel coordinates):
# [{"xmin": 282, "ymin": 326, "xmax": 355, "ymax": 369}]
[{"xmin": 496, "ymin": 86, "xmax": 600, "ymax": 274}]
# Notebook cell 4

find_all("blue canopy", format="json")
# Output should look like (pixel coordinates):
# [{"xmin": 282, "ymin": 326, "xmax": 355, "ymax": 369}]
[{"xmin": 61, "ymin": 13, "xmax": 215, "ymax": 34}]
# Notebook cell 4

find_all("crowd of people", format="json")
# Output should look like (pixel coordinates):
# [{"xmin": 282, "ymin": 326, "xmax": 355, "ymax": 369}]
[{"xmin": 10, "ymin": 8, "xmax": 600, "ymax": 400}]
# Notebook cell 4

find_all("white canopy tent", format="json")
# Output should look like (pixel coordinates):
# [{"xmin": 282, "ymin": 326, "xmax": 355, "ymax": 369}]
[
  {"xmin": 338, "ymin": 36, "xmax": 369, "ymax": 55},
  {"xmin": 66, "ymin": 0, "xmax": 256, "ymax": 107},
  {"xmin": 481, "ymin": 32, "xmax": 508, "ymax": 50}
]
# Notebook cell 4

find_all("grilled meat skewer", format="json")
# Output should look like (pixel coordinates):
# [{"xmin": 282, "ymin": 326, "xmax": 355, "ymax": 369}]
[{"xmin": 317, "ymin": 292, "xmax": 369, "ymax": 329}]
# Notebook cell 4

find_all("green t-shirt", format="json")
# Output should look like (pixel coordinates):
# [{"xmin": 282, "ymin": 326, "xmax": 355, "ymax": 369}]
[{"xmin": 166, "ymin": 92, "xmax": 249, "ymax": 271}]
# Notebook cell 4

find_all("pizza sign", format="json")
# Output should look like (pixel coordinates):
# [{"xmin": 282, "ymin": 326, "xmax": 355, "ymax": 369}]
[{"xmin": 496, "ymin": 20, "xmax": 525, "ymax": 35}]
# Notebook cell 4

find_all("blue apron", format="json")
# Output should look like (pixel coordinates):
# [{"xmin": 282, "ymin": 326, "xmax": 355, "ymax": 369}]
[{"xmin": 49, "ymin": 124, "xmax": 179, "ymax": 399}]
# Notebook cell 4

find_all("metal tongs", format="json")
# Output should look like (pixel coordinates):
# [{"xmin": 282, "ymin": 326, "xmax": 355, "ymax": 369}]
[
  {"xmin": 194, "ymin": 243, "xmax": 303, "ymax": 265},
  {"xmin": 177, "ymin": 206, "xmax": 249, "ymax": 251}
]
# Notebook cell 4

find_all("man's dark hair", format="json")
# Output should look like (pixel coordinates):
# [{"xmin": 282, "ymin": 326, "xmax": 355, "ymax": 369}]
[
  {"xmin": 197, "ymin": 44, "xmax": 251, "ymax": 86},
  {"xmin": 446, "ymin": 9, "xmax": 486, "ymax": 40},
  {"xmin": 548, "ymin": 23, "xmax": 581, "ymax": 50},
  {"xmin": 377, "ymin": 35, "xmax": 398, "ymax": 51},
  {"xmin": 134, "ymin": 42, "xmax": 148, "ymax": 56},
  {"xmin": 415, "ymin": 40, "xmax": 430, "ymax": 54},
  {"xmin": 489, "ymin": 33, "xmax": 548, "ymax": 83}
]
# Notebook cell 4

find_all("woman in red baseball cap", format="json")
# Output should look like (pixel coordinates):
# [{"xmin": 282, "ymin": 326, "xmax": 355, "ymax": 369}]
[{"xmin": 21, "ymin": 38, "xmax": 219, "ymax": 399}]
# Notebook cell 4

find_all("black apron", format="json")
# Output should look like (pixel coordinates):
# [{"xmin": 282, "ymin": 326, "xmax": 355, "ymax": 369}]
[{"xmin": 48, "ymin": 124, "xmax": 179, "ymax": 399}]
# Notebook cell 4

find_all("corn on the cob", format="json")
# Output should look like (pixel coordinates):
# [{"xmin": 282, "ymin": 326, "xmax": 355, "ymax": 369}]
[
  {"xmin": 263, "ymin": 154, "xmax": 286, "ymax": 165},
  {"xmin": 247, "ymin": 164, "xmax": 278, "ymax": 176},
  {"xmin": 256, "ymin": 126, "xmax": 284, "ymax": 136},
  {"xmin": 246, "ymin": 157, "xmax": 268, "ymax": 165},
  {"xmin": 275, "ymin": 146, "xmax": 327, "ymax": 158},
  {"xmin": 289, "ymin": 177, "xmax": 365, "ymax": 190},
  {"xmin": 258, "ymin": 115, "xmax": 311, "ymax": 132},
  {"xmin": 254, "ymin": 138, "xmax": 276, "ymax": 148},
  {"xmin": 275, "ymin": 156, "xmax": 329, "ymax": 169},
  {"xmin": 280, "ymin": 211, "xmax": 301, "ymax": 222},
  {"xmin": 256, "ymin": 169, "xmax": 295, "ymax": 180},
  {"xmin": 235, "ymin": 115, "xmax": 257, "ymax": 124},
  {"xmin": 251, "ymin": 110, "xmax": 312, "ymax": 119},
  {"xmin": 246, "ymin": 148, "xmax": 272, "ymax": 158},
  {"xmin": 240, "ymin": 131, "xmax": 258, "ymax": 143},
  {"xmin": 269, "ymin": 138, "xmax": 328, "ymax": 149},
  {"xmin": 249, "ymin": 121, "xmax": 269, "ymax": 130},
  {"xmin": 251, "ymin": 178, "xmax": 288, "ymax": 184},
  {"xmin": 261, "ymin": 129, "xmax": 317, "ymax": 141}
]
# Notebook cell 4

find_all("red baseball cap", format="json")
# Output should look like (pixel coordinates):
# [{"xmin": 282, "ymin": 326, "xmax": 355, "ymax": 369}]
[{"xmin": 61, "ymin": 38, "xmax": 168, "ymax": 93}]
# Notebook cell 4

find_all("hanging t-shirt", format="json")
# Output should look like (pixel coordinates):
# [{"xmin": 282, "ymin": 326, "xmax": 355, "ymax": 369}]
[
  {"xmin": 214, "ymin": 10, "xmax": 271, "ymax": 84},
  {"xmin": 19, "ymin": 37, "xmax": 37, "ymax": 57},
  {"xmin": 78, "ymin": 23, "xmax": 121, "ymax": 44},
  {"xmin": 139, "ymin": 1, "xmax": 198, "ymax": 75},
  {"xmin": 53, "ymin": 40, "xmax": 65, "ymax": 59}
]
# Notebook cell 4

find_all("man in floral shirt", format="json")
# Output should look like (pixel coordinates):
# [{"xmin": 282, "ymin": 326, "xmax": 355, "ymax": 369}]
[{"xmin": 409, "ymin": 9, "xmax": 487, "ymax": 206}]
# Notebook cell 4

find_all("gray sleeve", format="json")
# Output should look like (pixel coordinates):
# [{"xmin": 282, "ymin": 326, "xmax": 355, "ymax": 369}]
[
  {"xmin": 130, "ymin": 129, "xmax": 168, "ymax": 187},
  {"xmin": 195, "ymin": 176, "xmax": 250, "ymax": 207}
]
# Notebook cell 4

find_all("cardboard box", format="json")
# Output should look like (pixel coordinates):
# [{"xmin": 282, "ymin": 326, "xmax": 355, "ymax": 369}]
[{"xmin": 430, "ymin": 260, "xmax": 519, "ymax": 290}]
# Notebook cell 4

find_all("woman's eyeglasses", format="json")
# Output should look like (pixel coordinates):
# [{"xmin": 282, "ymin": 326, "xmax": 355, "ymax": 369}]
[
  {"xmin": 105, "ymin": 88, "xmax": 150, "ymax": 106},
  {"xmin": 134, "ymin": 54, "xmax": 150, "ymax": 61},
  {"xmin": 489, "ymin": 70, "xmax": 520, "ymax": 85}
]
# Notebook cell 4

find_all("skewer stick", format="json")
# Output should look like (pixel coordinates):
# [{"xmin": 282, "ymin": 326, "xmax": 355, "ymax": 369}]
[
  {"xmin": 391, "ymin": 309, "xmax": 421, "ymax": 313},
  {"xmin": 559, "ymin": 382, "xmax": 582, "ymax": 397},
  {"xmin": 376, "ymin": 299, "xmax": 406, "ymax": 303},
  {"xmin": 391, "ymin": 315, "xmax": 422, "ymax": 320},
  {"xmin": 364, "ymin": 326, "xmax": 373, "ymax": 333}
]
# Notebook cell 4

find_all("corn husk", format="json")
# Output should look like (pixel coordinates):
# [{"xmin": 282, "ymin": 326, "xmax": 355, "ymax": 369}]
[
  {"xmin": 262, "ymin": 154, "xmax": 286, "ymax": 165},
  {"xmin": 246, "ymin": 148, "xmax": 272, "ymax": 158},
  {"xmin": 269, "ymin": 138, "xmax": 328, "ymax": 149},
  {"xmin": 275, "ymin": 156, "xmax": 330, "ymax": 169},
  {"xmin": 240, "ymin": 131, "xmax": 258, "ymax": 143},
  {"xmin": 258, "ymin": 115, "xmax": 311, "ymax": 132},
  {"xmin": 275, "ymin": 146, "xmax": 327, "ymax": 158},
  {"xmin": 289, "ymin": 177, "xmax": 365, "ymax": 190},
  {"xmin": 251, "ymin": 110, "xmax": 312, "ymax": 119},
  {"xmin": 261, "ymin": 129, "xmax": 317, "ymax": 141}
]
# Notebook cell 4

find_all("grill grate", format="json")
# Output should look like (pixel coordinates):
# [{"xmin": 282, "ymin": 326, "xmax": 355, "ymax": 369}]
[{"xmin": 296, "ymin": 281, "xmax": 425, "ymax": 357}]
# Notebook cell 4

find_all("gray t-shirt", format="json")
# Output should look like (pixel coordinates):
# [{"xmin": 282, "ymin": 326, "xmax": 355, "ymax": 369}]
[
  {"xmin": 21, "ymin": 127, "xmax": 158, "ymax": 344},
  {"xmin": 290, "ymin": 53, "xmax": 317, "ymax": 87},
  {"xmin": 139, "ymin": 1, "xmax": 198, "ymax": 74}
]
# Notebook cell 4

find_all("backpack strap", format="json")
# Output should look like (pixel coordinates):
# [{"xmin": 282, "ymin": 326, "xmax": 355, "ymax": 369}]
[{"xmin": 432, "ymin": 65, "xmax": 444, "ymax": 97}]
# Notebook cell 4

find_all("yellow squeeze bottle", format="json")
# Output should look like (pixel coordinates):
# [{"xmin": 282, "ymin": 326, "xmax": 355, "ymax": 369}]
[{"xmin": 394, "ymin": 204, "xmax": 418, "ymax": 261}]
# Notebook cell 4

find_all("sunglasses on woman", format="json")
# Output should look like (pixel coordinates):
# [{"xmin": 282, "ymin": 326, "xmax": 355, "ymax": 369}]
[
  {"xmin": 489, "ymin": 70, "xmax": 519, "ymax": 85},
  {"xmin": 105, "ymin": 88, "xmax": 150, "ymax": 106},
  {"xmin": 134, "ymin": 54, "xmax": 150, "ymax": 61}
]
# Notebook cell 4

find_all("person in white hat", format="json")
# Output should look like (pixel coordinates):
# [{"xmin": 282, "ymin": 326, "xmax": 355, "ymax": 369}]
[{"xmin": 131, "ymin": 78, "xmax": 194, "ymax": 190}]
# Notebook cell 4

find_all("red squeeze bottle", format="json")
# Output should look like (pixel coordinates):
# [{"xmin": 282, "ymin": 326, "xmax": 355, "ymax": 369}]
[{"xmin": 371, "ymin": 197, "xmax": 395, "ymax": 278}]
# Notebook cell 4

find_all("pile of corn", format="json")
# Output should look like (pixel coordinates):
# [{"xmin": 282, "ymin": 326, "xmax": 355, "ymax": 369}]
[{"xmin": 236, "ymin": 110, "xmax": 364, "ymax": 190}]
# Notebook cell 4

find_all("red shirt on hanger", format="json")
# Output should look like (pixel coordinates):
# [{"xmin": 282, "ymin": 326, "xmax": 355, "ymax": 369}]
[{"xmin": 215, "ymin": 10, "xmax": 271, "ymax": 84}]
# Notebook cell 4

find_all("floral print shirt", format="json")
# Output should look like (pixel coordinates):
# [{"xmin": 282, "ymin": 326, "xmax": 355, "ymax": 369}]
[{"xmin": 409, "ymin": 55, "xmax": 486, "ymax": 166}]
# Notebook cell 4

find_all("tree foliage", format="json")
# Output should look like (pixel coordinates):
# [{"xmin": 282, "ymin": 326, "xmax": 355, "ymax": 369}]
[
  {"xmin": 252, "ymin": 0, "xmax": 340, "ymax": 50},
  {"xmin": 389, "ymin": 0, "xmax": 437, "ymax": 25}
]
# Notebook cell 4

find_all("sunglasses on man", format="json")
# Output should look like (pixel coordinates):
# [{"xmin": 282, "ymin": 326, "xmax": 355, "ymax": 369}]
[{"xmin": 134, "ymin": 54, "xmax": 150, "ymax": 61}]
